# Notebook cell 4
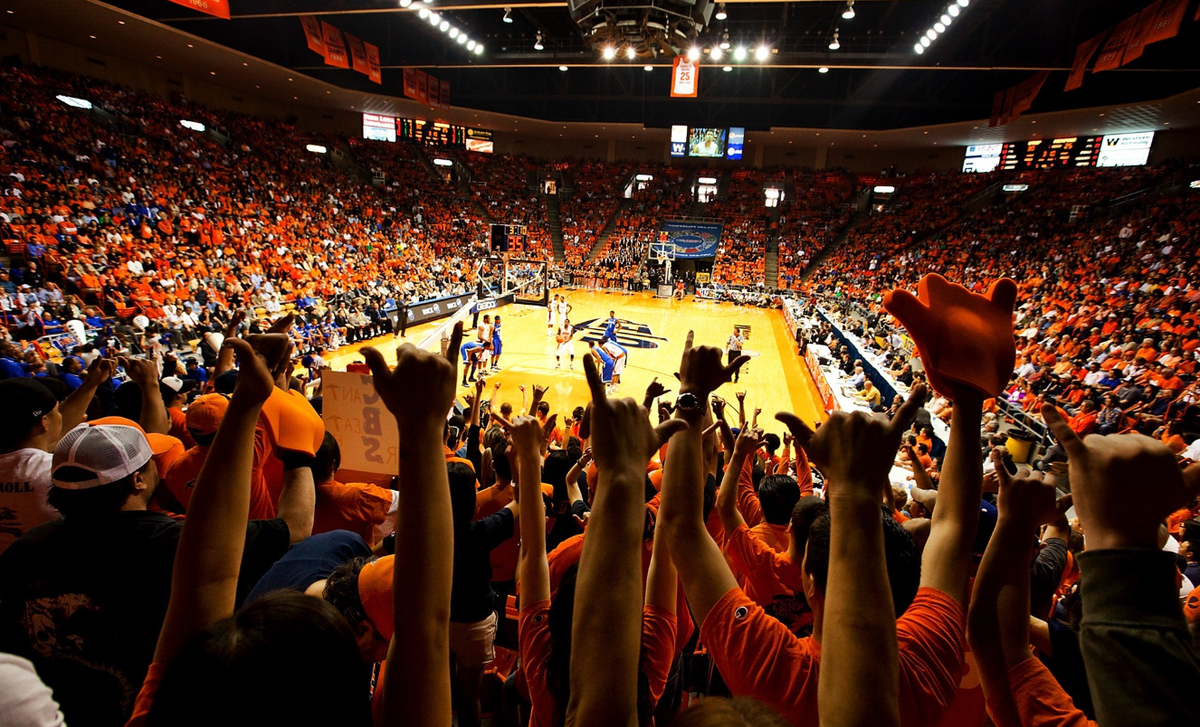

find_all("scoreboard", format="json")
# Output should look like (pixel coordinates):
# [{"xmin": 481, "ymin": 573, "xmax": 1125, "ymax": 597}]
[
  {"xmin": 963, "ymin": 132, "xmax": 1154, "ymax": 172},
  {"xmin": 363, "ymin": 113, "xmax": 492, "ymax": 152},
  {"xmin": 490, "ymin": 223, "xmax": 528, "ymax": 253}
]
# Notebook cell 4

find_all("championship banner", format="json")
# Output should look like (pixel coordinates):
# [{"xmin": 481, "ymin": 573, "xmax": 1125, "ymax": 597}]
[
  {"xmin": 670, "ymin": 56, "xmax": 698, "ymax": 98},
  {"xmin": 346, "ymin": 32, "xmax": 371, "ymax": 75},
  {"xmin": 1122, "ymin": 2, "xmax": 1161, "ymax": 65},
  {"xmin": 428, "ymin": 77, "xmax": 441, "ymax": 107},
  {"xmin": 322, "ymin": 371, "xmax": 400, "ymax": 476},
  {"xmin": 321, "ymin": 21, "xmax": 349, "ymax": 68},
  {"xmin": 657, "ymin": 221, "xmax": 723, "ymax": 259},
  {"xmin": 403, "ymin": 68, "xmax": 419, "ymax": 99},
  {"xmin": 300, "ymin": 15, "xmax": 325, "ymax": 55},
  {"xmin": 988, "ymin": 90, "xmax": 1003, "ymax": 127},
  {"xmin": 1010, "ymin": 71, "xmax": 1049, "ymax": 120},
  {"xmin": 416, "ymin": 71, "xmax": 429, "ymax": 104},
  {"xmin": 167, "ymin": 0, "xmax": 231, "ymax": 20},
  {"xmin": 365, "ymin": 42, "xmax": 382, "ymax": 84},
  {"xmin": 1144, "ymin": 0, "xmax": 1189, "ymax": 45},
  {"xmin": 1064, "ymin": 31, "xmax": 1107, "ymax": 91},
  {"xmin": 439, "ymin": 80, "xmax": 451, "ymax": 109},
  {"xmin": 998, "ymin": 87, "xmax": 1016, "ymax": 126},
  {"xmin": 1093, "ymin": 14, "xmax": 1138, "ymax": 72}
]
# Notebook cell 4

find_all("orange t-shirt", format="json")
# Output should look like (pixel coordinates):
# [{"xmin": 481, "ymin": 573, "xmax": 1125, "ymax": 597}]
[
  {"xmin": 984, "ymin": 656, "xmax": 1095, "ymax": 727},
  {"xmin": 699, "ymin": 586, "xmax": 965, "ymax": 727},
  {"xmin": 166, "ymin": 407, "xmax": 197, "ymax": 450},
  {"xmin": 312, "ymin": 480, "xmax": 396, "ymax": 546},
  {"xmin": 124, "ymin": 660, "xmax": 166, "ymax": 727},
  {"xmin": 723, "ymin": 523, "xmax": 812, "ymax": 634},
  {"xmin": 519, "ymin": 600, "xmax": 676, "ymax": 727},
  {"xmin": 162, "ymin": 428, "xmax": 274, "ymax": 519}
]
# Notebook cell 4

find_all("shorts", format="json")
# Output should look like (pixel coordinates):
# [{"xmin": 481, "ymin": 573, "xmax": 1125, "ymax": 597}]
[
  {"xmin": 557, "ymin": 341, "xmax": 575, "ymax": 358},
  {"xmin": 449, "ymin": 611, "xmax": 498, "ymax": 669},
  {"xmin": 612, "ymin": 355, "xmax": 627, "ymax": 376}
]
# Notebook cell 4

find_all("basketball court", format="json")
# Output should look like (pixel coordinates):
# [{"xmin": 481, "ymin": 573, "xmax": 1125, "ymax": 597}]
[{"xmin": 325, "ymin": 290, "xmax": 827, "ymax": 434}]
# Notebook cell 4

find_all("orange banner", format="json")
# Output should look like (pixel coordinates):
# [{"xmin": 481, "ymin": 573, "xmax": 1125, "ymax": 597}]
[
  {"xmin": 1064, "ymin": 31, "xmax": 1107, "ymax": 91},
  {"xmin": 365, "ymin": 42, "xmax": 382, "ymax": 84},
  {"xmin": 300, "ymin": 15, "xmax": 324, "ymax": 55},
  {"xmin": 167, "ymin": 0, "xmax": 230, "ymax": 20},
  {"xmin": 1144, "ymin": 0, "xmax": 1189, "ymax": 44},
  {"xmin": 321, "ymin": 21, "xmax": 349, "ymax": 69},
  {"xmin": 346, "ymin": 32, "xmax": 371, "ymax": 75},
  {"xmin": 1122, "ymin": 2, "xmax": 1161, "ymax": 66},
  {"xmin": 1093, "ymin": 14, "xmax": 1138, "ymax": 72}
]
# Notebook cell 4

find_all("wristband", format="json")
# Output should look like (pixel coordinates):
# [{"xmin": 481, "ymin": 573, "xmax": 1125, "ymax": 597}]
[{"xmin": 279, "ymin": 450, "xmax": 317, "ymax": 472}]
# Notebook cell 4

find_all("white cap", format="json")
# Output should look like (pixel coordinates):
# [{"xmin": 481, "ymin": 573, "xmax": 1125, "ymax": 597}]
[{"xmin": 51, "ymin": 424, "xmax": 153, "ymax": 490}]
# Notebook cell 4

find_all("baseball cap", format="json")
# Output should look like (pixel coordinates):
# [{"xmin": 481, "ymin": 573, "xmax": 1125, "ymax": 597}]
[
  {"xmin": 159, "ymin": 376, "xmax": 199, "ymax": 400},
  {"xmin": 0, "ymin": 378, "xmax": 59, "ymax": 435},
  {"xmin": 1185, "ymin": 585, "xmax": 1200, "ymax": 624},
  {"xmin": 186, "ymin": 394, "xmax": 230, "ymax": 436},
  {"xmin": 88, "ymin": 416, "xmax": 185, "ymax": 474},
  {"xmin": 52, "ymin": 423, "xmax": 154, "ymax": 490},
  {"xmin": 358, "ymin": 555, "xmax": 395, "ymax": 641}
]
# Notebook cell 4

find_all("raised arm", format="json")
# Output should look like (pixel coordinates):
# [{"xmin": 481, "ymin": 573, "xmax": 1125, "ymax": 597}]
[
  {"xmin": 514, "ymin": 415, "xmax": 550, "ymax": 605},
  {"xmin": 364, "ymin": 322, "xmax": 463, "ymax": 727},
  {"xmin": 566, "ymin": 354, "xmax": 685, "ymax": 727},
  {"xmin": 658, "ymin": 332, "xmax": 747, "ymax": 625},
  {"xmin": 121, "ymin": 356, "xmax": 170, "ymax": 435},
  {"xmin": 529, "ymin": 383, "xmax": 547, "ymax": 416},
  {"xmin": 58, "ymin": 357, "xmax": 114, "ymax": 435},
  {"xmin": 151, "ymin": 338, "xmax": 276, "ymax": 664},
  {"xmin": 715, "ymin": 428, "xmax": 763, "ymax": 535}
]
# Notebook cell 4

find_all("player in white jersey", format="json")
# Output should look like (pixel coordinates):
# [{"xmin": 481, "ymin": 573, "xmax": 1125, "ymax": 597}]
[
  {"xmin": 555, "ymin": 318, "xmax": 575, "ymax": 369},
  {"xmin": 547, "ymin": 295, "xmax": 558, "ymax": 333},
  {"xmin": 477, "ymin": 314, "xmax": 493, "ymax": 344},
  {"xmin": 600, "ymin": 336, "xmax": 628, "ymax": 390}
]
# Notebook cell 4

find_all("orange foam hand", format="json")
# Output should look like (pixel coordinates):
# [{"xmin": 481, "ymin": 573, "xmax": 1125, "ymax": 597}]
[{"xmin": 883, "ymin": 274, "xmax": 1018, "ymax": 399}]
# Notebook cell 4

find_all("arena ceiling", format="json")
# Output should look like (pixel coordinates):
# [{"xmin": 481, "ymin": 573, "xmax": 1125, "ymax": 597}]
[{"xmin": 13, "ymin": 0, "xmax": 1200, "ymax": 131}]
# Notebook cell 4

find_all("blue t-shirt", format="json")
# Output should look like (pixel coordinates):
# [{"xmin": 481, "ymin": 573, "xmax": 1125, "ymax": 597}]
[
  {"xmin": 0, "ymin": 357, "xmax": 28, "ymax": 379},
  {"xmin": 245, "ymin": 530, "xmax": 372, "ymax": 604}
]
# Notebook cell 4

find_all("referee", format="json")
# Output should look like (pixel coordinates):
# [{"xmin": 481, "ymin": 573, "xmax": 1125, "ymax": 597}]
[{"xmin": 726, "ymin": 326, "xmax": 745, "ymax": 383}]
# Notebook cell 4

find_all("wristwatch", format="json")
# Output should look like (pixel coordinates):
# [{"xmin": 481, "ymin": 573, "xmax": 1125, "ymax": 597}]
[{"xmin": 675, "ymin": 392, "xmax": 704, "ymax": 414}]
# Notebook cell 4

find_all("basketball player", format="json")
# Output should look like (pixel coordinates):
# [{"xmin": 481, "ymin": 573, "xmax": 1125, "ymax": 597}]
[
  {"xmin": 586, "ymin": 340, "xmax": 615, "ymax": 394},
  {"xmin": 557, "ymin": 296, "xmax": 573, "ymax": 328},
  {"xmin": 460, "ymin": 340, "xmax": 491, "ymax": 386},
  {"xmin": 555, "ymin": 317, "xmax": 575, "ymax": 370},
  {"xmin": 489, "ymin": 315, "xmax": 503, "ymax": 371},
  {"xmin": 477, "ymin": 314, "xmax": 493, "ymax": 344},
  {"xmin": 603, "ymin": 310, "xmax": 621, "ymax": 339},
  {"xmin": 547, "ymin": 295, "xmax": 558, "ymax": 334},
  {"xmin": 600, "ymin": 336, "xmax": 628, "ymax": 391}
]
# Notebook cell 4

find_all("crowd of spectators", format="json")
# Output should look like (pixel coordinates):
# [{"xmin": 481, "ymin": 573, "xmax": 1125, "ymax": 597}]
[
  {"xmin": 460, "ymin": 151, "xmax": 554, "ymax": 259},
  {"xmin": 776, "ymin": 171, "xmax": 855, "ymax": 288},
  {"xmin": 706, "ymin": 169, "xmax": 772, "ymax": 286},
  {"xmin": 559, "ymin": 160, "xmax": 632, "ymax": 265}
]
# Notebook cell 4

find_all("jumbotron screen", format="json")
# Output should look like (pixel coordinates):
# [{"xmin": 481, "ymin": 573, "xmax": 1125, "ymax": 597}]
[
  {"xmin": 962, "ymin": 132, "xmax": 1154, "ymax": 172},
  {"xmin": 361, "ymin": 113, "xmax": 492, "ymax": 153},
  {"xmin": 670, "ymin": 125, "xmax": 745, "ymax": 160}
]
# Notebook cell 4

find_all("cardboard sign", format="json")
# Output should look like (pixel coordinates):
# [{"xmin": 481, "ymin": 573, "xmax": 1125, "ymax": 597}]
[{"xmin": 322, "ymin": 371, "xmax": 400, "ymax": 475}]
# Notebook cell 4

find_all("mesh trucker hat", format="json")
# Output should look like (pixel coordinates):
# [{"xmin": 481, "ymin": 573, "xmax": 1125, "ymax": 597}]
[{"xmin": 52, "ymin": 423, "xmax": 154, "ymax": 490}]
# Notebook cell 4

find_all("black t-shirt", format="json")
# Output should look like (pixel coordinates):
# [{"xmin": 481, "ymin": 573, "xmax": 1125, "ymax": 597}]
[
  {"xmin": 450, "ymin": 507, "xmax": 514, "ymax": 624},
  {"xmin": 0, "ymin": 511, "xmax": 289, "ymax": 727}
]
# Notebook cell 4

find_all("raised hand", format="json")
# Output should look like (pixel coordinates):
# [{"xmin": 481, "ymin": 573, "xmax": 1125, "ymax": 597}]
[
  {"xmin": 733, "ymin": 426, "xmax": 767, "ymax": 459},
  {"xmin": 541, "ymin": 413, "xmax": 558, "ymax": 442},
  {"xmin": 735, "ymin": 390, "xmax": 747, "ymax": 403},
  {"xmin": 84, "ymin": 356, "xmax": 116, "ymax": 387},
  {"xmin": 584, "ymin": 354, "xmax": 685, "ymax": 481},
  {"xmin": 678, "ymin": 330, "xmax": 749, "ymax": 396},
  {"xmin": 883, "ymin": 274, "xmax": 1017, "ymax": 399},
  {"xmin": 645, "ymin": 377, "xmax": 671, "ymax": 401},
  {"xmin": 224, "ymin": 338, "xmax": 277, "ymax": 406},
  {"xmin": 778, "ymin": 384, "xmax": 926, "ymax": 497},
  {"xmin": 265, "ymin": 312, "xmax": 296, "ymax": 335},
  {"xmin": 120, "ymin": 355, "xmax": 160, "ymax": 386},
  {"xmin": 362, "ymin": 322, "xmax": 464, "ymax": 435},
  {"xmin": 510, "ymin": 415, "xmax": 544, "ymax": 460},
  {"xmin": 711, "ymin": 396, "xmax": 726, "ymax": 421},
  {"xmin": 1042, "ymin": 403, "xmax": 1197, "ymax": 550},
  {"xmin": 533, "ymin": 384, "xmax": 548, "ymax": 397},
  {"xmin": 475, "ymin": 377, "xmax": 486, "ymax": 397},
  {"xmin": 991, "ymin": 449, "xmax": 1071, "ymax": 528}
]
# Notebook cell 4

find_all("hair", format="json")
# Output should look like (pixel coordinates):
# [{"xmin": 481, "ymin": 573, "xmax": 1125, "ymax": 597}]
[
  {"xmin": 113, "ymin": 380, "xmax": 144, "ymax": 422},
  {"xmin": 763, "ymin": 433, "xmax": 781, "ymax": 454},
  {"xmin": 447, "ymin": 461, "xmax": 478, "ymax": 530},
  {"xmin": 756, "ymin": 475, "xmax": 801, "ymax": 526},
  {"xmin": 805, "ymin": 507, "xmax": 921, "ymax": 616},
  {"xmin": 537, "ymin": 401, "xmax": 551, "ymax": 416},
  {"xmin": 544, "ymin": 449, "xmax": 573, "ymax": 504},
  {"xmin": 47, "ymin": 467, "xmax": 143, "ymax": 517},
  {"xmin": 789, "ymin": 496, "xmax": 828, "ymax": 547},
  {"xmin": 669, "ymin": 697, "xmax": 792, "ymax": 726},
  {"xmin": 313, "ymin": 432, "xmax": 341, "ymax": 483},
  {"xmin": 38, "ymin": 376, "xmax": 71, "ymax": 403},
  {"xmin": 490, "ymin": 442, "xmax": 513, "ymax": 482},
  {"xmin": 146, "ymin": 591, "xmax": 370, "ymax": 727},
  {"xmin": 322, "ymin": 556, "xmax": 375, "ymax": 629}
]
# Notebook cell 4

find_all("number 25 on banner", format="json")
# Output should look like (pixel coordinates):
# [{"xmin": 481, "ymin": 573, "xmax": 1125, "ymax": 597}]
[{"xmin": 671, "ymin": 56, "xmax": 698, "ymax": 98}]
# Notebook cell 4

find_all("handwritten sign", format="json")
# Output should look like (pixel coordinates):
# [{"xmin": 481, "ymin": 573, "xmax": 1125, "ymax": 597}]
[{"xmin": 322, "ymin": 371, "xmax": 400, "ymax": 475}]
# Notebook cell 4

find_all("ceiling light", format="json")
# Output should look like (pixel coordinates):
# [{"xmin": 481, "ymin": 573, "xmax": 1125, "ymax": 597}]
[
  {"xmin": 627, "ymin": 45, "xmax": 637, "ymax": 59},
  {"xmin": 687, "ymin": 46, "xmax": 700, "ymax": 62},
  {"xmin": 118, "ymin": 20, "xmax": 125, "ymax": 25},
  {"xmin": 457, "ymin": 34, "xmax": 468, "ymax": 45},
  {"xmin": 842, "ymin": 1, "xmax": 855, "ymax": 20},
  {"xmin": 419, "ymin": 7, "xmax": 429, "ymax": 18},
  {"xmin": 723, "ymin": 65, "xmax": 732, "ymax": 72},
  {"xmin": 449, "ymin": 27, "xmax": 459, "ymax": 38},
  {"xmin": 914, "ymin": 43, "xmax": 924, "ymax": 54},
  {"xmin": 644, "ymin": 65, "xmax": 653, "ymax": 71},
  {"xmin": 818, "ymin": 67, "xmax": 829, "ymax": 73},
  {"xmin": 957, "ymin": 0, "xmax": 969, "ymax": 6},
  {"xmin": 475, "ymin": 44, "xmax": 484, "ymax": 54},
  {"xmin": 400, "ymin": 0, "xmax": 413, "ymax": 6},
  {"xmin": 439, "ymin": 20, "xmax": 449, "ymax": 31},
  {"xmin": 720, "ymin": 32, "xmax": 731, "ymax": 50},
  {"xmin": 306, "ymin": 144, "xmax": 328, "ymax": 154},
  {"xmin": 933, "ymin": 22, "xmax": 945, "ymax": 33},
  {"xmin": 429, "ymin": 13, "xmax": 441, "ymax": 25},
  {"xmin": 948, "ymin": 4, "xmax": 961, "ymax": 16},
  {"xmin": 755, "ymin": 45, "xmax": 770, "ymax": 61},
  {"xmin": 534, "ymin": 32, "xmax": 544, "ymax": 50},
  {"xmin": 468, "ymin": 39, "xmax": 476, "ymax": 49},
  {"xmin": 502, "ymin": 7, "xmax": 512, "ymax": 22},
  {"xmin": 940, "ymin": 13, "xmax": 952, "ymax": 25},
  {"xmin": 715, "ymin": 3, "xmax": 727, "ymax": 20},
  {"xmin": 828, "ymin": 32, "xmax": 840, "ymax": 50},
  {"xmin": 710, "ymin": 46, "xmax": 723, "ymax": 61},
  {"xmin": 602, "ymin": 45, "xmax": 616, "ymax": 60},
  {"xmin": 559, "ymin": 65, "xmax": 568, "ymax": 71},
  {"xmin": 733, "ymin": 46, "xmax": 747, "ymax": 61},
  {"xmin": 926, "ymin": 28, "xmax": 937, "ymax": 40},
  {"xmin": 920, "ymin": 36, "xmax": 931, "ymax": 47}
]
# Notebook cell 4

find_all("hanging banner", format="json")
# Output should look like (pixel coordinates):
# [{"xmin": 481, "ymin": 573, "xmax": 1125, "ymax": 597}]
[
  {"xmin": 300, "ymin": 15, "xmax": 325, "ymax": 55},
  {"xmin": 670, "ymin": 56, "xmax": 699, "ymax": 98},
  {"xmin": 416, "ymin": 72, "xmax": 429, "ymax": 104},
  {"xmin": 365, "ymin": 42, "xmax": 382, "ymax": 84},
  {"xmin": 346, "ymin": 32, "xmax": 371, "ymax": 75},
  {"xmin": 403, "ymin": 68, "xmax": 419, "ymax": 99},
  {"xmin": 1144, "ymin": 0, "xmax": 1189, "ymax": 44},
  {"xmin": 1010, "ymin": 71, "xmax": 1049, "ymax": 121},
  {"xmin": 1064, "ymin": 31, "xmax": 1108, "ymax": 91},
  {"xmin": 988, "ymin": 91, "xmax": 1003, "ymax": 128},
  {"xmin": 1093, "ymin": 14, "xmax": 1138, "ymax": 72},
  {"xmin": 998, "ymin": 87, "xmax": 1016, "ymax": 126},
  {"xmin": 439, "ymin": 80, "xmax": 451, "ymax": 109},
  {"xmin": 1122, "ymin": 2, "xmax": 1162, "ymax": 66},
  {"xmin": 167, "ymin": 0, "xmax": 231, "ymax": 20},
  {"xmin": 321, "ymin": 21, "xmax": 349, "ymax": 68}
]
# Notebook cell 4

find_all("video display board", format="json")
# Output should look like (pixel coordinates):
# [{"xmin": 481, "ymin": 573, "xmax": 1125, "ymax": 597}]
[
  {"xmin": 962, "ymin": 132, "xmax": 1154, "ymax": 172},
  {"xmin": 362, "ymin": 113, "xmax": 491, "ymax": 152},
  {"xmin": 669, "ymin": 125, "xmax": 744, "ymax": 160}
]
